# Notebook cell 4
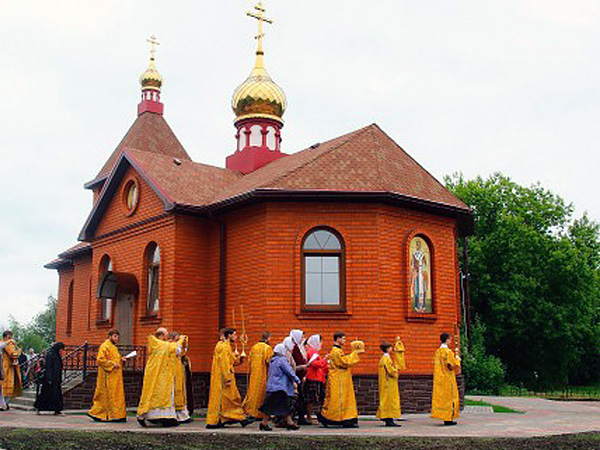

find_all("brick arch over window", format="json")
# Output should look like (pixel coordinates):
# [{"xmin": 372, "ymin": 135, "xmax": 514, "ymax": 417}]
[
  {"xmin": 301, "ymin": 227, "xmax": 346, "ymax": 312},
  {"xmin": 99, "ymin": 255, "xmax": 113, "ymax": 322},
  {"xmin": 66, "ymin": 280, "xmax": 74, "ymax": 335},
  {"xmin": 144, "ymin": 242, "xmax": 160, "ymax": 316}
]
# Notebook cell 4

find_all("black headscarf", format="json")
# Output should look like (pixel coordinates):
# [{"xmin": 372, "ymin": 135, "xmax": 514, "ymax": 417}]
[{"xmin": 50, "ymin": 342, "xmax": 65, "ymax": 354}]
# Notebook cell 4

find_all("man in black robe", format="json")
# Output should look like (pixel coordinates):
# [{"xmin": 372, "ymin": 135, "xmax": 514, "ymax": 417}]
[{"xmin": 34, "ymin": 342, "xmax": 65, "ymax": 415}]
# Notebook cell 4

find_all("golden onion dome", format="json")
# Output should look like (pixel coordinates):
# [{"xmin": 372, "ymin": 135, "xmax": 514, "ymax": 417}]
[
  {"xmin": 140, "ymin": 58, "xmax": 163, "ymax": 91},
  {"xmin": 140, "ymin": 35, "xmax": 162, "ymax": 91},
  {"xmin": 232, "ymin": 51, "xmax": 287, "ymax": 124}
]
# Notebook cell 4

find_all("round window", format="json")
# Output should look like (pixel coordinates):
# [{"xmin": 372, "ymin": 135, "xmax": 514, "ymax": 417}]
[{"xmin": 123, "ymin": 180, "xmax": 139, "ymax": 215}]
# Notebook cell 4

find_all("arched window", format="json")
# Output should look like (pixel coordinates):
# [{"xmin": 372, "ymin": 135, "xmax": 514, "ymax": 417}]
[
  {"xmin": 66, "ymin": 281, "xmax": 74, "ymax": 334},
  {"xmin": 266, "ymin": 126, "xmax": 276, "ymax": 150},
  {"xmin": 99, "ymin": 255, "xmax": 113, "ymax": 321},
  {"xmin": 409, "ymin": 236, "xmax": 433, "ymax": 313},
  {"xmin": 146, "ymin": 243, "xmax": 160, "ymax": 315},
  {"xmin": 302, "ymin": 228, "xmax": 345, "ymax": 310},
  {"xmin": 249, "ymin": 125, "xmax": 263, "ymax": 147}
]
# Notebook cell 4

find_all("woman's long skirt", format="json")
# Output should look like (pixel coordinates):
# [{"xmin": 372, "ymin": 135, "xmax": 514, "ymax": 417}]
[{"xmin": 259, "ymin": 391, "xmax": 295, "ymax": 417}]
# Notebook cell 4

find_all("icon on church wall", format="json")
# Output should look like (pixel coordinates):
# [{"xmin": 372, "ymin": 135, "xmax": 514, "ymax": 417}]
[{"xmin": 409, "ymin": 236, "xmax": 432, "ymax": 313}]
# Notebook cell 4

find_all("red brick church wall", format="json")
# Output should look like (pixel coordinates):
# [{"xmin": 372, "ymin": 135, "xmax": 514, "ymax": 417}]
[
  {"xmin": 56, "ymin": 169, "xmax": 462, "ymax": 379},
  {"xmin": 57, "ymin": 166, "xmax": 178, "ymax": 345},
  {"xmin": 212, "ymin": 201, "xmax": 461, "ymax": 376}
]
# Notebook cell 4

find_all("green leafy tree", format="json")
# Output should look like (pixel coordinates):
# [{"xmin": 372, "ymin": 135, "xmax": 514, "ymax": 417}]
[
  {"xmin": 5, "ymin": 296, "xmax": 57, "ymax": 353},
  {"xmin": 447, "ymin": 173, "xmax": 600, "ymax": 389},
  {"xmin": 462, "ymin": 317, "xmax": 505, "ymax": 394},
  {"xmin": 29, "ymin": 295, "xmax": 57, "ymax": 346}
]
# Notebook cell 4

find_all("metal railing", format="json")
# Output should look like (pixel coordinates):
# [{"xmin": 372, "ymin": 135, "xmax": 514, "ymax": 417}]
[
  {"xmin": 501, "ymin": 385, "xmax": 600, "ymax": 400},
  {"xmin": 22, "ymin": 343, "xmax": 146, "ymax": 391}
]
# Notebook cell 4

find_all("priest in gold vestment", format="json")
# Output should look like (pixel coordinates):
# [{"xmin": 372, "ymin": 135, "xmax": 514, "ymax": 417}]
[
  {"xmin": 242, "ymin": 331, "xmax": 273, "ymax": 419},
  {"xmin": 431, "ymin": 333, "xmax": 461, "ymax": 426},
  {"xmin": 88, "ymin": 330, "xmax": 126, "ymax": 422},
  {"xmin": 206, "ymin": 328, "xmax": 251, "ymax": 429},
  {"xmin": 169, "ymin": 331, "xmax": 191, "ymax": 423},
  {"xmin": 376, "ymin": 342, "xmax": 401, "ymax": 426},
  {"xmin": 137, "ymin": 328, "xmax": 187, "ymax": 427},
  {"xmin": 318, "ymin": 332, "xmax": 364, "ymax": 428},
  {"xmin": 1, "ymin": 331, "xmax": 22, "ymax": 407}
]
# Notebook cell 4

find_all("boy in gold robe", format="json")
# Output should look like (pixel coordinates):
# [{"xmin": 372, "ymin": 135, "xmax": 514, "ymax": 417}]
[
  {"xmin": 242, "ymin": 331, "xmax": 273, "ymax": 420},
  {"xmin": 169, "ymin": 331, "xmax": 191, "ymax": 423},
  {"xmin": 137, "ymin": 328, "xmax": 186, "ymax": 427},
  {"xmin": 88, "ymin": 330, "xmax": 127, "ymax": 422},
  {"xmin": 206, "ymin": 328, "xmax": 252, "ymax": 429},
  {"xmin": 1, "ymin": 331, "xmax": 22, "ymax": 408},
  {"xmin": 376, "ymin": 342, "xmax": 401, "ymax": 427},
  {"xmin": 318, "ymin": 332, "xmax": 364, "ymax": 428},
  {"xmin": 431, "ymin": 333, "xmax": 461, "ymax": 426}
]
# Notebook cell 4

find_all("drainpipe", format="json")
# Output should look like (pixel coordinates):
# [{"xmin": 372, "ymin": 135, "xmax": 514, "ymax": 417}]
[
  {"xmin": 217, "ymin": 219, "xmax": 227, "ymax": 330},
  {"xmin": 461, "ymin": 236, "xmax": 472, "ymax": 349}
]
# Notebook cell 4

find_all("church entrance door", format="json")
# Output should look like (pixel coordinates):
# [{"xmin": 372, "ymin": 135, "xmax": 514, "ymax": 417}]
[{"xmin": 117, "ymin": 294, "xmax": 134, "ymax": 346}]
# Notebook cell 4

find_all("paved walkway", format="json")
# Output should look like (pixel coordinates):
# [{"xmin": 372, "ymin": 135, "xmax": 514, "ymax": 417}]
[{"xmin": 0, "ymin": 397, "xmax": 598, "ymax": 438}]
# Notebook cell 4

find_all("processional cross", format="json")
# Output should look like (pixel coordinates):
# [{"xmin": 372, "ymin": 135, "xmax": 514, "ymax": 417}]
[{"xmin": 247, "ymin": 1, "xmax": 273, "ymax": 54}]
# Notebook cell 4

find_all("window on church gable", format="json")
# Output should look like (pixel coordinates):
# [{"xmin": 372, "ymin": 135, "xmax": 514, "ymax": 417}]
[
  {"xmin": 302, "ymin": 228, "xmax": 345, "ymax": 311},
  {"xmin": 66, "ymin": 281, "xmax": 74, "ymax": 335},
  {"xmin": 123, "ymin": 179, "xmax": 139, "ymax": 215},
  {"xmin": 146, "ymin": 243, "xmax": 160, "ymax": 315},
  {"xmin": 99, "ymin": 256, "xmax": 113, "ymax": 321},
  {"xmin": 409, "ymin": 236, "xmax": 433, "ymax": 314}
]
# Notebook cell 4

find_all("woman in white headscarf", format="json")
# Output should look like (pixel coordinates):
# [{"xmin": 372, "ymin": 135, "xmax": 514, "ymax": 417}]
[
  {"xmin": 304, "ymin": 335, "xmax": 329, "ymax": 424},
  {"xmin": 288, "ymin": 330, "xmax": 311, "ymax": 425},
  {"xmin": 282, "ymin": 337, "xmax": 296, "ymax": 371},
  {"xmin": 258, "ymin": 343, "xmax": 300, "ymax": 431}
]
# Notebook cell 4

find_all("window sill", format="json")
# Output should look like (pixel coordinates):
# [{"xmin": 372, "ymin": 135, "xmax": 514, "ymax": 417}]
[
  {"xmin": 405, "ymin": 314, "xmax": 438, "ymax": 323},
  {"xmin": 297, "ymin": 311, "xmax": 352, "ymax": 320},
  {"xmin": 96, "ymin": 319, "xmax": 112, "ymax": 328},
  {"xmin": 140, "ymin": 315, "xmax": 162, "ymax": 325}
]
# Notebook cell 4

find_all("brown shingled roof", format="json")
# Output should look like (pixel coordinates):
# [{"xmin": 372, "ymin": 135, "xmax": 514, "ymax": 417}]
[
  {"xmin": 209, "ymin": 124, "xmax": 468, "ymax": 210},
  {"xmin": 127, "ymin": 123, "xmax": 468, "ymax": 211},
  {"xmin": 126, "ymin": 148, "xmax": 242, "ymax": 206},
  {"xmin": 86, "ymin": 112, "xmax": 191, "ymax": 187},
  {"xmin": 45, "ymin": 242, "xmax": 92, "ymax": 269},
  {"xmin": 79, "ymin": 123, "xmax": 471, "ymax": 241}
]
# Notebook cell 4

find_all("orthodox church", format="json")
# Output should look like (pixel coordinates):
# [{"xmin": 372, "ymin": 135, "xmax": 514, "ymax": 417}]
[{"xmin": 46, "ymin": 3, "xmax": 472, "ymax": 412}]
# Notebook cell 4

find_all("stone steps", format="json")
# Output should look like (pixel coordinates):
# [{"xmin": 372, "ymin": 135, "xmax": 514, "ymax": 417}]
[{"xmin": 8, "ymin": 375, "xmax": 88, "ymax": 411}]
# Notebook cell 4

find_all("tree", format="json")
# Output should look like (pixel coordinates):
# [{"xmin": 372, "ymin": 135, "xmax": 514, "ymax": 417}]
[
  {"xmin": 5, "ymin": 296, "xmax": 57, "ymax": 353},
  {"xmin": 447, "ymin": 173, "xmax": 600, "ymax": 389},
  {"xmin": 461, "ymin": 316, "xmax": 505, "ymax": 394},
  {"xmin": 29, "ymin": 295, "xmax": 57, "ymax": 346}
]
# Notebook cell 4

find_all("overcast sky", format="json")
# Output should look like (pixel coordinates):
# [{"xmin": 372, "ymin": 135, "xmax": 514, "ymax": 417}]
[{"xmin": 1, "ymin": 0, "xmax": 599, "ymax": 327}]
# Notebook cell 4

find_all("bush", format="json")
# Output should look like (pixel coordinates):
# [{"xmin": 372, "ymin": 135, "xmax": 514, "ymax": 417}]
[{"xmin": 463, "ymin": 318, "xmax": 506, "ymax": 395}]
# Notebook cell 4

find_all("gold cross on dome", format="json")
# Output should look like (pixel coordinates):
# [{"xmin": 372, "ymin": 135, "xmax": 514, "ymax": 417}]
[
  {"xmin": 147, "ymin": 35, "xmax": 160, "ymax": 61},
  {"xmin": 247, "ymin": 1, "xmax": 273, "ymax": 54}
]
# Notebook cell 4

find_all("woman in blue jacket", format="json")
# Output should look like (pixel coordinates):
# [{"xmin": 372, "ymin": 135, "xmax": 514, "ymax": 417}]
[{"xmin": 259, "ymin": 343, "xmax": 301, "ymax": 431}]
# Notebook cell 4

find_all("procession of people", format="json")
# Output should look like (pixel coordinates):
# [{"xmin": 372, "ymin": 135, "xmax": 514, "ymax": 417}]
[{"xmin": 0, "ymin": 326, "xmax": 461, "ymax": 430}]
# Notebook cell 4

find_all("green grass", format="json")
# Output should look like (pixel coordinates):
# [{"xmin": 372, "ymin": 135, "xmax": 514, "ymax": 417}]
[
  {"xmin": 0, "ymin": 429, "xmax": 598, "ymax": 450},
  {"xmin": 465, "ymin": 399, "xmax": 523, "ymax": 414}
]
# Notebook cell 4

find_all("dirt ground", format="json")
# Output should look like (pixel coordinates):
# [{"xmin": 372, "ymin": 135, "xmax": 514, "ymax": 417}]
[{"xmin": 0, "ymin": 429, "xmax": 599, "ymax": 450}]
